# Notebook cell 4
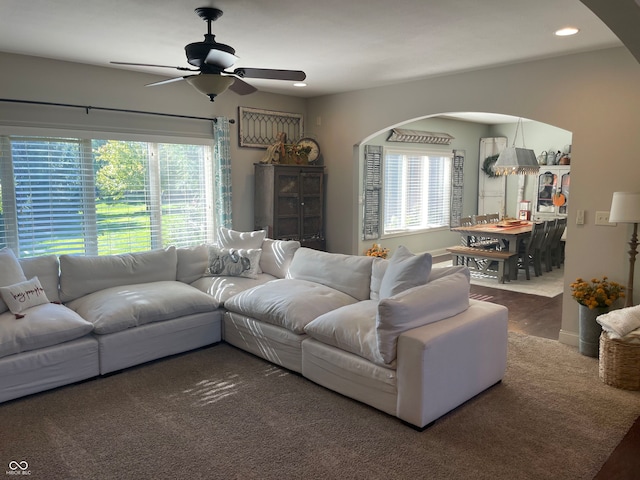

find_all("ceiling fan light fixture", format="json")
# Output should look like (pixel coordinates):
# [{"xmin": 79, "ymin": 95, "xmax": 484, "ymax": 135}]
[{"xmin": 186, "ymin": 74, "xmax": 235, "ymax": 101}]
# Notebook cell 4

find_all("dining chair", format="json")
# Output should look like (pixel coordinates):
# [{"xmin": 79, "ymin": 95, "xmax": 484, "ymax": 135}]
[
  {"xmin": 536, "ymin": 220, "xmax": 556, "ymax": 273},
  {"xmin": 518, "ymin": 221, "xmax": 546, "ymax": 280},
  {"xmin": 473, "ymin": 214, "xmax": 488, "ymax": 224},
  {"xmin": 548, "ymin": 217, "xmax": 567, "ymax": 268},
  {"xmin": 486, "ymin": 213, "xmax": 500, "ymax": 223}
]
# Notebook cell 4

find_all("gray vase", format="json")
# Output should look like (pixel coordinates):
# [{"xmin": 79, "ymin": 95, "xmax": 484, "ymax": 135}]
[{"xmin": 578, "ymin": 305, "xmax": 607, "ymax": 357}]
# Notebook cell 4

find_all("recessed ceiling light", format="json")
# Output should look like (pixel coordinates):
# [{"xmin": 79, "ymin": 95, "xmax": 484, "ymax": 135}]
[
  {"xmin": 293, "ymin": 82, "xmax": 307, "ymax": 88},
  {"xmin": 555, "ymin": 27, "xmax": 579, "ymax": 37}
]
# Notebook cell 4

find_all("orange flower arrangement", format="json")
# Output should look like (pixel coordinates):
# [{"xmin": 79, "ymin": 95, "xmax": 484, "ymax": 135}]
[
  {"xmin": 569, "ymin": 277, "xmax": 624, "ymax": 309},
  {"xmin": 365, "ymin": 243, "xmax": 389, "ymax": 259}
]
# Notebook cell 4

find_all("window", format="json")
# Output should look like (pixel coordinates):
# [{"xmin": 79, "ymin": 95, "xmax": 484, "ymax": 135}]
[
  {"xmin": 0, "ymin": 135, "xmax": 215, "ymax": 257},
  {"xmin": 383, "ymin": 148, "xmax": 452, "ymax": 235}
]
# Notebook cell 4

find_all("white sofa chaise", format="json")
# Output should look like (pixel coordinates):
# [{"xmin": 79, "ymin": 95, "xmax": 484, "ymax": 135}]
[{"xmin": 0, "ymin": 232, "xmax": 508, "ymax": 429}]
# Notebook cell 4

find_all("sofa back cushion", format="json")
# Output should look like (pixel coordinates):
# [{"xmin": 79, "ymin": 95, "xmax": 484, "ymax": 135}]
[
  {"xmin": 59, "ymin": 247, "xmax": 178, "ymax": 303},
  {"xmin": 0, "ymin": 248, "xmax": 28, "ymax": 313},
  {"xmin": 376, "ymin": 270, "xmax": 470, "ymax": 364},
  {"xmin": 19, "ymin": 254, "xmax": 61, "ymax": 303},
  {"xmin": 217, "ymin": 227, "xmax": 266, "ymax": 250},
  {"xmin": 259, "ymin": 239, "xmax": 300, "ymax": 278},
  {"xmin": 378, "ymin": 245, "xmax": 432, "ymax": 299},
  {"xmin": 288, "ymin": 248, "xmax": 374, "ymax": 301},
  {"xmin": 176, "ymin": 244, "xmax": 209, "ymax": 284}
]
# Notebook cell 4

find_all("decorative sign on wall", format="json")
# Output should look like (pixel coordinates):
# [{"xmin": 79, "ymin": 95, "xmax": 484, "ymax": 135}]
[{"xmin": 238, "ymin": 107, "xmax": 304, "ymax": 148}]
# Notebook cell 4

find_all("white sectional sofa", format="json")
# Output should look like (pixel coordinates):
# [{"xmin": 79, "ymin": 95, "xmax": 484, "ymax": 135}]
[{"xmin": 0, "ymin": 230, "xmax": 508, "ymax": 429}]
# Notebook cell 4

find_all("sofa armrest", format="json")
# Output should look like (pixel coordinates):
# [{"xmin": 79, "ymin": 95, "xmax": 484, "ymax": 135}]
[{"xmin": 395, "ymin": 300, "xmax": 508, "ymax": 428}]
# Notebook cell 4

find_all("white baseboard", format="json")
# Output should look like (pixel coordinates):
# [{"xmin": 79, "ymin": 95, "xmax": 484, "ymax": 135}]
[{"xmin": 559, "ymin": 329, "xmax": 579, "ymax": 347}]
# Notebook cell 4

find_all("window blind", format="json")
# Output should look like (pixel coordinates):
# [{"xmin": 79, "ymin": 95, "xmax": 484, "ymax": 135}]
[
  {"xmin": 0, "ymin": 135, "xmax": 215, "ymax": 257},
  {"xmin": 382, "ymin": 148, "xmax": 452, "ymax": 235}
]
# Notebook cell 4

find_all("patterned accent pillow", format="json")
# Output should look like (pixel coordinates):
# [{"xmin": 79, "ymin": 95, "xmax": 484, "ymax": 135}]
[
  {"xmin": 205, "ymin": 246, "xmax": 262, "ymax": 279},
  {"xmin": 0, "ymin": 276, "xmax": 50, "ymax": 318}
]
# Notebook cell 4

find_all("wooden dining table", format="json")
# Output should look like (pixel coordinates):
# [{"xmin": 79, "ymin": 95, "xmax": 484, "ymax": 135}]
[{"xmin": 451, "ymin": 222, "xmax": 533, "ymax": 280}]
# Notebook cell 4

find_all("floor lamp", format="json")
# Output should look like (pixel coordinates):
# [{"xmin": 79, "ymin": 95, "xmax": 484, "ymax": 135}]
[{"xmin": 609, "ymin": 191, "xmax": 640, "ymax": 307}]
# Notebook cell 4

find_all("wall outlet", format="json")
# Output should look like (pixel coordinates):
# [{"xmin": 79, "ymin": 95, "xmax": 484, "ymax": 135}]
[
  {"xmin": 595, "ymin": 210, "xmax": 616, "ymax": 226},
  {"xmin": 576, "ymin": 209, "xmax": 585, "ymax": 225}
]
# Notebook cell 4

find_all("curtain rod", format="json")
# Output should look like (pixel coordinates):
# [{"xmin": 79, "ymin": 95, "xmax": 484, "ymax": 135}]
[{"xmin": 0, "ymin": 98, "xmax": 235, "ymax": 123}]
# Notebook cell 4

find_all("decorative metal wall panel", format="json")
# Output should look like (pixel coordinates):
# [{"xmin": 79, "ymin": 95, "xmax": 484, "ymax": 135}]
[{"xmin": 239, "ymin": 107, "xmax": 304, "ymax": 148}]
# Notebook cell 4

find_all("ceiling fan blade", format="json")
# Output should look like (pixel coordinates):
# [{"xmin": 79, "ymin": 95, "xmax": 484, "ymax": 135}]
[
  {"xmin": 204, "ymin": 49, "xmax": 239, "ymax": 69},
  {"xmin": 145, "ymin": 76, "xmax": 190, "ymax": 87},
  {"xmin": 227, "ymin": 76, "xmax": 258, "ymax": 96},
  {"xmin": 111, "ymin": 61, "xmax": 198, "ymax": 72},
  {"xmin": 232, "ymin": 68, "xmax": 306, "ymax": 82}
]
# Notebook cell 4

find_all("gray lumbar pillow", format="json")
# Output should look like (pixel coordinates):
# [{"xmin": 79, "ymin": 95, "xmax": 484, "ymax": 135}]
[{"xmin": 378, "ymin": 245, "xmax": 432, "ymax": 299}]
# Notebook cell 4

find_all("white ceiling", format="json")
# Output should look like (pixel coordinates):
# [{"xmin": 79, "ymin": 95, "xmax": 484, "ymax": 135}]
[{"xmin": 0, "ymin": 0, "xmax": 624, "ymax": 103}]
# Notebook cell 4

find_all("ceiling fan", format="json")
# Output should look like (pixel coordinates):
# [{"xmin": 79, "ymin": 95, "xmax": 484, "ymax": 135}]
[{"xmin": 111, "ymin": 7, "xmax": 306, "ymax": 102}]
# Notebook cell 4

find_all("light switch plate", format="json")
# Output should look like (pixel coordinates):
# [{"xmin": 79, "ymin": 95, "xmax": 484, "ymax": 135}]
[{"xmin": 576, "ymin": 209, "xmax": 585, "ymax": 225}]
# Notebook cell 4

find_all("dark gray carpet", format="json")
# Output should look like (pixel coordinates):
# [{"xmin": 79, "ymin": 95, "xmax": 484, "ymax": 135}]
[{"xmin": 1, "ymin": 333, "xmax": 639, "ymax": 480}]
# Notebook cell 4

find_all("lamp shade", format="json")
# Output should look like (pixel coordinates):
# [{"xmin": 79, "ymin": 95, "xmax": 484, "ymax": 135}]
[
  {"xmin": 493, "ymin": 147, "xmax": 540, "ymax": 176},
  {"xmin": 609, "ymin": 191, "xmax": 640, "ymax": 223},
  {"xmin": 185, "ymin": 74, "xmax": 235, "ymax": 101}
]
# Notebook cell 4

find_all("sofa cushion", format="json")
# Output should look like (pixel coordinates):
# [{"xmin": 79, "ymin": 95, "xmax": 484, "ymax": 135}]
[
  {"xmin": 19, "ymin": 254, "xmax": 61, "ymax": 303},
  {"xmin": 0, "ymin": 303, "xmax": 94, "ymax": 359},
  {"xmin": 0, "ymin": 277, "xmax": 50, "ymax": 316},
  {"xmin": 304, "ymin": 300, "xmax": 387, "ymax": 366},
  {"xmin": 224, "ymin": 278, "xmax": 359, "ymax": 334},
  {"xmin": 369, "ymin": 258, "xmax": 388, "ymax": 301},
  {"xmin": 176, "ymin": 244, "xmax": 209, "ymax": 284},
  {"xmin": 190, "ymin": 273, "xmax": 276, "ymax": 305},
  {"xmin": 379, "ymin": 245, "xmax": 432, "ymax": 299},
  {"xmin": 259, "ymin": 239, "xmax": 300, "ymax": 278},
  {"xmin": 66, "ymin": 281, "xmax": 219, "ymax": 335},
  {"xmin": 205, "ymin": 246, "xmax": 262, "ymax": 279},
  {"xmin": 59, "ymin": 247, "xmax": 178, "ymax": 303},
  {"xmin": 217, "ymin": 227, "xmax": 266, "ymax": 250},
  {"xmin": 288, "ymin": 248, "xmax": 374, "ymax": 301},
  {"xmin": 0, "ymin": 247, "xmax": 27, "ymax": 314},
  {"xmin": 377, "ymin": 271, "xmax": 470, "ymax": 364}
]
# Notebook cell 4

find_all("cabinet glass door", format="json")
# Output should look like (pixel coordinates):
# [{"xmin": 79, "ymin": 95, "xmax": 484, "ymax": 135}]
[
  {"xmin": 536, "ymin": 171, "xmax": 557, "ymax": 214},
  {"xmin": 558, "ymin": 172, "xmax": 570, "ymax": 215}
]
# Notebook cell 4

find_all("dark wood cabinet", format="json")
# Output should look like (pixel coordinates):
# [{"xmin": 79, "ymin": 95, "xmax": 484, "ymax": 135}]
[{"xmin": 254, "ymin": 164, "xmax": 326, "ymax": 250}]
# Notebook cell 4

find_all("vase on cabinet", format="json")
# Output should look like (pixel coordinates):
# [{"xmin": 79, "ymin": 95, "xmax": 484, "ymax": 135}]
[{"xmin": 578, "ymin": 305, "xmax": 607, "ymax": 357}]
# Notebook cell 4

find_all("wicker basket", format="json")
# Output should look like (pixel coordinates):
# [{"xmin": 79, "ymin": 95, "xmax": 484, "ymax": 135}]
[{"xmin": 599, "ymin": 332, "xmax": 640, "ymax": 390}]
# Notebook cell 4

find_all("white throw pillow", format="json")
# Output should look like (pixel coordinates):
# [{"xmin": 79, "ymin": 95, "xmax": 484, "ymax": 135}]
[
  {"xmin": 217, "ymin": 227, "xmax": 266, "ymax": 250},
  {"xmin": 0, "ymin": 277, "xmax": 50, "ymax": 317},
  {"xmin": 0, "ymin": 247, "xmax": 28, "ymax": 314},
  {"xmin": 205, "ymin": 246, "xmax": 262, "ymax": 279},
  {"xmin": 376, "ymin": 271, "xmax": 470, "ymax": 364},
  {"xmin": 378, "ymin": 245, "xmax": 432, "ymax": 299},
  {"xmin": 259, "ymin": 238, "xmax": 300, "ymax": 278}
]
